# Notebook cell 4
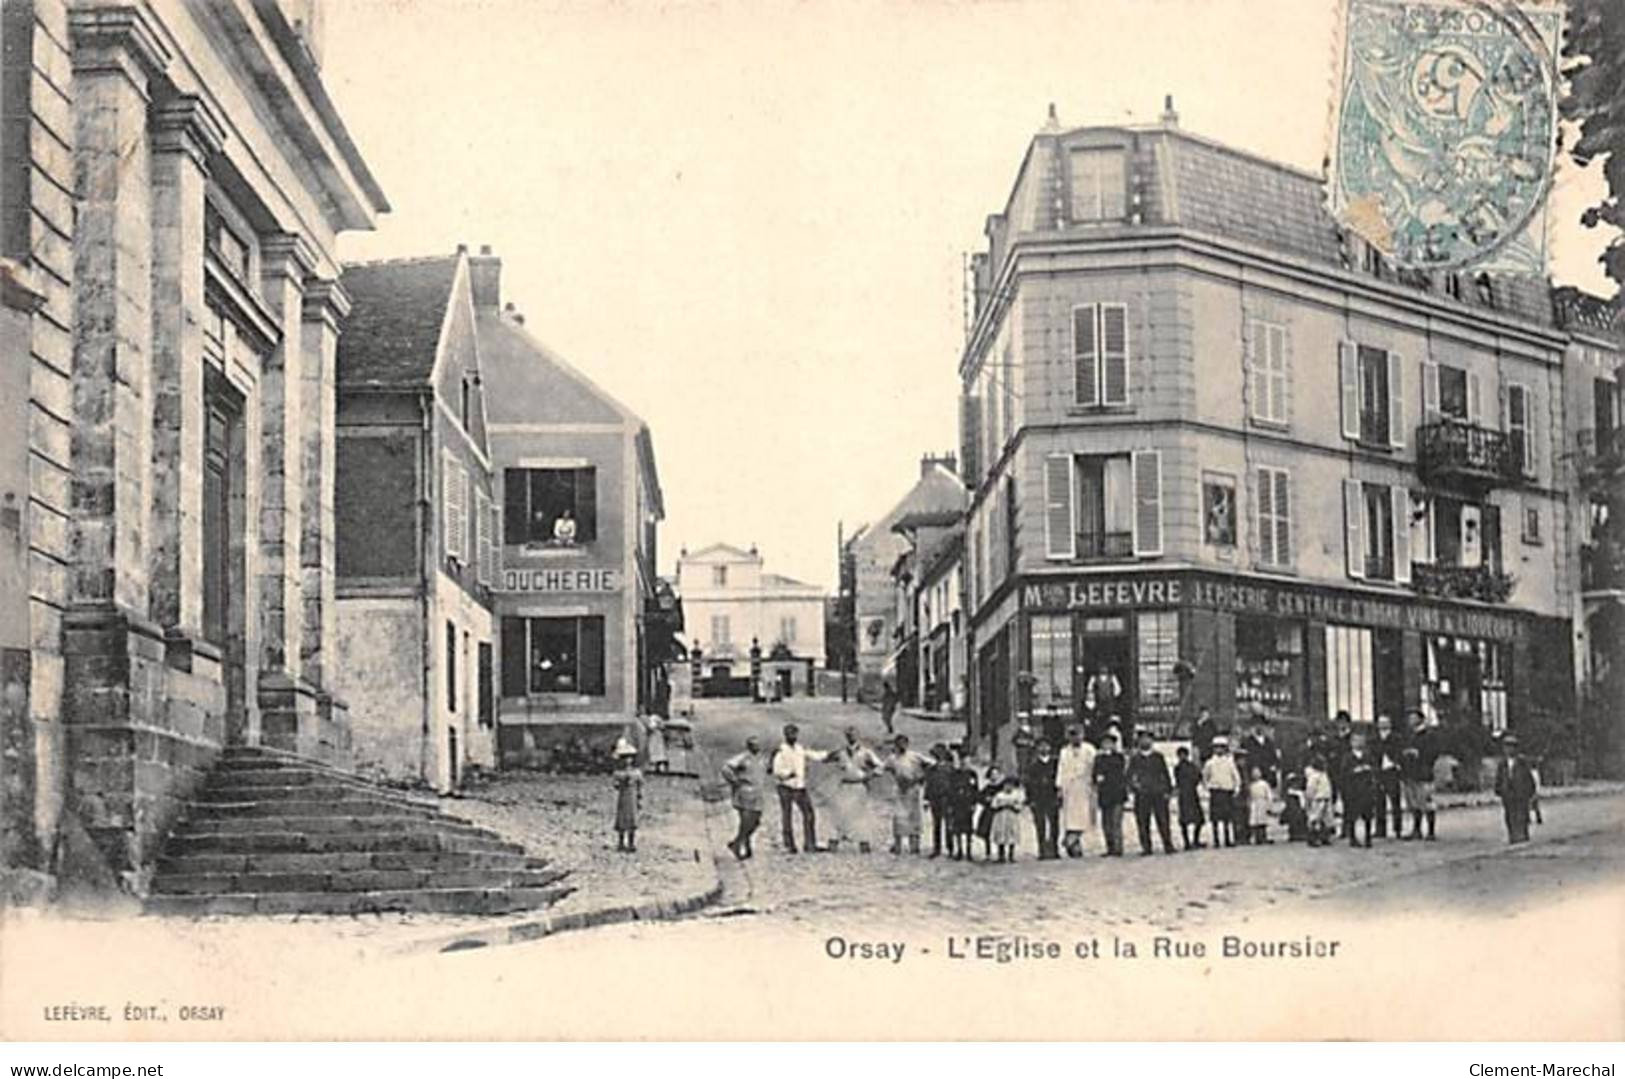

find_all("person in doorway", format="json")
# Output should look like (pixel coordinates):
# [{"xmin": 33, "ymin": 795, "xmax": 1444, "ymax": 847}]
[
  {"xmin": 1193, "ymin": 707, "xmax": 1218, "ymax": 764},
  {"xmin": 827, "ymin": 726, "xmax": 883, "ymax": 853},
  {"xmin": 1343, "ymin": 737, "xmax": 1377, "ymax": 849},
  {"xmin": 1201, "ymin": 736, "xmax": 1242, "ymax": 848},
  {"xmin": 1085, "ymin": 666, "xmax": 1123, "ymax": 726},
  {"xmin": 1174, "ymin": 745, "xmax": 1206, "ymax": 850},
  {"xmin": 880, "ymin": 679, "xmax": 898, "ymax": 734},
  {"xmin": 925, "ymin": 744, "xmax": 956, "ymax": 858},
  {"xmin": 720, "ymin": 736, "xmax": 766, "ymax": 859},
  {"xmin": 1023, "ymin": 741, "xmax": 1062, "ymax": 860},
  {"xmin": 1056, "ymin": 726, "xmax": 1098, "ymax": 858},
  {"xmin": 770, "ymin": 723, "xmax": 828, "ymax": 854},
  {"xmin": 1128, "ymin": 729, "xmax": 1176, "ymax": 856},
  {"xmin": 989, "ymin": 775, "xmax": 1025, "ymax": 863},
  {"xmin": 611, "ymin": 739, "xmax": 643, "ymax": 853},
  {"xmin": 1372, "ymin": 715, "xmax": 1406, "ymax": 839},
  {"xmin": 1494, "ymin": 734, "xmax": 1538, "ymax": 844},
  {"xmin": 1092, "ymin": 730, "xmax": 1129, "ymax": 857},
  {"xmin": 885, "ymin": 734, "xmax": 933, "ymax": 855}
]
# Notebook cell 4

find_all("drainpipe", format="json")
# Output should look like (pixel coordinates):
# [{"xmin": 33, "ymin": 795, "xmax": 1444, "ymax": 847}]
[{"xmin": 417, "ymin": 390, "xmax": 435, "ymax": 787}]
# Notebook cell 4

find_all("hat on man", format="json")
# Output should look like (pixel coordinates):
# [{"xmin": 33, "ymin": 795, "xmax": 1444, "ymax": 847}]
[
  {"xmin": 1213, "ymin": 735, "xmax": 1230, "ymax": 748},
  {"xmin": 613, "ymin": 737, "xmax": 637, "ymax": 757}
]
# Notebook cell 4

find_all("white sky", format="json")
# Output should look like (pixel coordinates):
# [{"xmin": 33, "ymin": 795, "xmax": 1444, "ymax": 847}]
[{"xmin": 323, "ymin": 0, "xmax": 1618, "ymax": 593}]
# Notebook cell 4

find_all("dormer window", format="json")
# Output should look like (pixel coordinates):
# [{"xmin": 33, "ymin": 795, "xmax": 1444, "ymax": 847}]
[{"xmin": 1068, "ymin": 147, "xmax": 1127, "ymax": 222}]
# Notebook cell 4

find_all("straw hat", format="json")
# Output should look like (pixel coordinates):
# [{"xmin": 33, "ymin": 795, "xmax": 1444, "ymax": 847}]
[{"xmin": 613, "ymin": 737, "xmax": 637, "ymax": 757}]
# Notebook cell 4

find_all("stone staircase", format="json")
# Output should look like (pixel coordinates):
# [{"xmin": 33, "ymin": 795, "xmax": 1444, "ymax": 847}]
[{"xmin": 146, "ymin": 745, "xmax": 574, "ymax": 916}]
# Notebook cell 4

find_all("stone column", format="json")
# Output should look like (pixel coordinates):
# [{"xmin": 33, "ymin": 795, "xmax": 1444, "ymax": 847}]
[
  {"xmin": 298, "ymin": 279, "xmax": 350, "ymax": 761},
  {"xmin": 256, "ymin": 233, "xmax": 317, "ymax": 755},
  {"xmin": 147, "ymin": 96, "xmax": 223, "ymax": 640}
]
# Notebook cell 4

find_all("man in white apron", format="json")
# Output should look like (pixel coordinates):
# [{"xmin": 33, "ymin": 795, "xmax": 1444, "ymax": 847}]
[
  {"xmin": 828, "ymin": 726, "xmax": 883, "ymax": 853},
  {"xmin": 1056, "ymin": 725, "xmax": 1098, "ymax": 857}
]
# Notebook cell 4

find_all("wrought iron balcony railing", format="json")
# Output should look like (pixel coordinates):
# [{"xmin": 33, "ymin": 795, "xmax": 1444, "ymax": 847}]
[
  {"xmin": 1416, "ymin": 420, "xmax": 1522, "ymax": 487},
  {"xmin": 1409, "ymin": 561, "xmax": 1515, "ymax": 603}
]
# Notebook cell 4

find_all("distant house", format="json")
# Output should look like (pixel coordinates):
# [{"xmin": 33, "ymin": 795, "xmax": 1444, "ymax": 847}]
[
  {"xmin": 333, "ymin": 251, "xmax": 497, "ymax": 792},
  {"xmin": 676, "ymin": 544, "xmax": 825, "ymax": 697}
]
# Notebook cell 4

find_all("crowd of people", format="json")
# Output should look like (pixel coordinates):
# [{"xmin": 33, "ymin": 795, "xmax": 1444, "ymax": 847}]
[{"xmin": 699, "ymin": 707, "xmax": 1545, "ymax": 862}]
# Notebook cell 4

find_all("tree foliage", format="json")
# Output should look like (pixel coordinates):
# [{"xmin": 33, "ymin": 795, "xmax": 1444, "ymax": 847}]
[{"xmin": 1560, "ymin": 0, "xmax": 1625, "ymax": 288}]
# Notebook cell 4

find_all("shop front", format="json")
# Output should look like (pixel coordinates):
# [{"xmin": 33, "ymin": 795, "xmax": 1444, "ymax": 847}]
[{"xmin": 975, "ymin": 569, "xmax": 1569, "ymax": 746}]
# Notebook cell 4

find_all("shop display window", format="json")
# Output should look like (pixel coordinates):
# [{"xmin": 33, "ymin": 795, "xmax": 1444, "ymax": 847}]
[
  {"xmin": 1136, "ymin": 611, "xmax": 1180, "ymax": 713},
  {"xmin": 1235, "ymin": 617, "xmax": 1305, "ymax": 713}
]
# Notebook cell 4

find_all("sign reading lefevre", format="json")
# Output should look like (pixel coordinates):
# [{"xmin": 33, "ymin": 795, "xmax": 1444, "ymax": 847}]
[
  {"xmin": 1023, "ymin": 572, "xmax": 1524, "ymax": 643},
  {"xmin": 502, "ymin": 568, "xmax": 621, "ymax": 593}
]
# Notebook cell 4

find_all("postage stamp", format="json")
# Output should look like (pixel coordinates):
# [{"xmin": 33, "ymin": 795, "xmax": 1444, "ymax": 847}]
[{"xmin": 1327, "ymin": 0, "xmax": 1566, "ymax": 273}]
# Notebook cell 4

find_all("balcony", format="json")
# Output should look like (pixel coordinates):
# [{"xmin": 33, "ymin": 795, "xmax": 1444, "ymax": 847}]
[
  {"xmin": 1076, "ymin": 530, "xmax": 1133, "ymax": 561},
  {"xmin": 1581, "ymin": 541, "xmax": 1625, "ymax": 594},
  {"xmin": 1409, "ymin": 561, "xmax": 1515, "ymax": 603},
  {"xmin": 1417, "ymin": 420, "xmax": 1522, "ymax": 488},
  {"xmin": 1576, "ymin": 427, "xmax": 1625, "ymax": 486}
]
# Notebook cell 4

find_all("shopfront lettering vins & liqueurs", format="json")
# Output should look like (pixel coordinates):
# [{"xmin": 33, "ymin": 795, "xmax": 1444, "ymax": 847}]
[{"xmin": 501, "ymin": 568, "xmax": 620, "ymax": 593}]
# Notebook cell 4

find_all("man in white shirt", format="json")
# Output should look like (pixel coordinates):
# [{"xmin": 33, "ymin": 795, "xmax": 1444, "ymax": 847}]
[
  {"xmin": 1202, "ymin": 736, "xmax": 1243, "ymax": 848},
  {"xmin": 771, "ymin": 723, "xmax": 829, "ymax": 853}
]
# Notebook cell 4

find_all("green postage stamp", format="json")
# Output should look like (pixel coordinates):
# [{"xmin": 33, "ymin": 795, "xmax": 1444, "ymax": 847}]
[{"xmin": 1327, "ymin": 0, "xmax": 1565, "ymax": 273}]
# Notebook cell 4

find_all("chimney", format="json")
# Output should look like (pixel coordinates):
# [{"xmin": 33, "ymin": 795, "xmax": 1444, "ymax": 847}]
[
  {"xmin": 1042, "ymin": 102, "xmax": 1062, "ymax": 133},
  {"xmin": 469, "ymin": 244, "xmax": 500, "ymax": 310},
  {"xmin": 920, "ymin": 452, "xmax": 957, "ymax": 479},
  {"xmin": 1160, "ymin": 93, "xmax": 1179, "ymax": 127}
]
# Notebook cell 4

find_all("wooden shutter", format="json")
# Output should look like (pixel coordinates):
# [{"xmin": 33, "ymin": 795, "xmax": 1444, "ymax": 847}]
[
  {"xmin": 1339, "ymin": 340, "xmax": 1360, "ymax": 440},
  {"xmin": 478, "ymin": 641, "xmax": 494, "ymax": 727},
  {"xmin": 575, "ymin": 466, "xmax": 598, "ymax": 542},
  {"xmin": 1387, "ymin": 350, "xmax": 1405, "ymax": 448},
  {"xmin": 1272, "ymin": 469, "xmax": 1292, "ymax": 568},
  {"xmin": 1256, "ymin": 467, "xmax": 1276, "ymax": 566},
  {"xmin": 959, "ymin": 394, "xmax": 982, "ymax": 485},
  {"xmin": 1101, "ymin": 304, "xmax": 1129, "ymax": 405},
  {"xmin": 475, "ymin": 487, "xmax": 490, "ymax": 583},
  {"xmin": 1344, "ymin": 479, "xmax": 1365, "ymax": 579},
  {"xmin": 1267, "ymin": 323, "xmax": 1287, "ymax": 423},
  {"xmin": 1045, "ymin": 454, "xmax": 1075, "ymax": 560},
  {"xmin": 491, "ymin": 504, "xmax": 502, "ymax": 581},
  {"xmin": 1245, "ymin": 319, "xmax": 1265, "ymax": 421},
  {"xmin": 578, "ymin": 616, "xmax": 606, "ymax": 696},
  {"xmin": 442, "ymin": 450, "xmax": 463, "ymax": 562},
  {"xmin": 1074, "ymin": 305, "xmax": 1098, "ymax": 407},
  {"xmin": 500, "ymin": 617, "xmax": 526, "ymax": 697},
  {"xmin": 1422, "ymin": 361, "xmax": 1440, "ymax": 421},
  {"xmin": 1392, "ymin": 485, "xmax": 1411, "ymax": 584},
  {"xmin": 1131, "ymin": 450, "xmax": 1163, "ymax": 556},
  {"xmin": 503, "ymin": 469, "xmax": 527, "ymax": 544}
]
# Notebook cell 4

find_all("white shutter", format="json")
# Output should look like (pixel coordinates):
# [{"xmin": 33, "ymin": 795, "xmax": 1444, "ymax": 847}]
[
  {"xmin": 1245, "ymin": 320, "xmax": 1265, "ymax": 421},
  {"xmin": 1422, "ymin": 361, "xmax": 1440, "ymax": 421},
  {"xmin": 1273, "ymin": 469, "xmax": 1292, "ymax": 568},
  {"xmin": 1344, "ymin": 479, "xmax": 1365, "ymax": 580},
  {"xmin": 1073, "ymin": 305, "xmax": 1098, "ymax": 407},
  {"xmin": 491, "ymin": 504, "xmax": 503, "ymax": 580},
  {"xmin": 1268, "ymin": 323, "xmax": 1287, "ymax": 423},
  {"xmin": 1131, "ymin": 449, "xmax": 1163, "ymax": 557},
  {"xmin": 1339, "ymin": 340, "xmax": 1360, "ymax": 440},
  {"xmin": 1044, "ymin": 454, "xmax": 1075, "ymax": 560},
  {"xmin": 1387, "ymin": 350, "xmax": 1405, "ymax": 448},
  {"xmin": 1411, "ymin": 494, "xmax": 1434, "ymax": 564},
  {"xmin": 442, "ymin": 450, "xmax": 462, "ymax": 563},
  {"xmin": 1392, "ymin": 485, "xmax": 1411, "ymax": 584},
  {"xmin": 1256, "ymin": 467, "xmax": 1277, "ymax": 566},
  {"xmin": 1101, "ymin": 304, "xmax": 1129, "ymax": 406}
]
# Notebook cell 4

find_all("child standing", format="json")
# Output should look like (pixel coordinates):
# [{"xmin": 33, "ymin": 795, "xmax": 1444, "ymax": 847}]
[
  {"xmin": 1201, "ymin": 737, "xmax": 1242, "ymax": 848},
  {"xmin": 1304, "ymin": 755, "xmax": 1334, "ymax": 847},
  {"xmin": 1174, "ymin": 745, "xmax": 1205, "ymax": 850},
  {"xmin": 1247, "ymin": 766, "xmax": 1273, "ymax": 844},
  {"xmin": 1282, "ymin": 771, "xmax": 1308, "ymax": 842},
  {"xmin": 612, "ymin": 738, "xmax": 643, "ymax": 852},
  {"xmin": 989, "ymin": 776, "xmax": 1024, "ymax": 863},
  {"xmin": 950, "ymin": 747, "xmax": 981, "ymax": 861},
  {"xmin": 975, "ymin": 766, "xmax": 1003, "ymax": 860},
  {"xmin": 1343, "ymin": 740, "xmax": 1377, "ymax": 848}
]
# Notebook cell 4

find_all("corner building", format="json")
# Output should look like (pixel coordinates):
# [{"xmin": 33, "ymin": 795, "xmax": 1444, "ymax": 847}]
[{"xmin": 959, "ymin": 109, "xmax": 1574, "ymax": 756}]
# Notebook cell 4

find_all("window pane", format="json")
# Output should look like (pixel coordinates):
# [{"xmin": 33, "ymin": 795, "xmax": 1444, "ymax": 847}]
[
  {"xmin": 1136, "ymin": 611, "xmax": 1179, "ymax": 713},
  {"xmin": 530, "ymin": 618, "xmax": 579, "ymax": 693},
  {"xmin": 1030, "ymin": 614, "xmax": 1073, "ymax": 708},
  {"xmin": 1236, "ymin": 616, "xmax": 1305, "ymax": 713},
  {"xmin": 1439, "ymin": 366, "xmax": 1468, "ymax": 419}
]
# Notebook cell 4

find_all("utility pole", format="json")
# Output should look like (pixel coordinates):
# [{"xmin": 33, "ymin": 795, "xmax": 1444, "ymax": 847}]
[{"xmin": 837, "ymin": 520, "xmax": 848, "ymax": 703}]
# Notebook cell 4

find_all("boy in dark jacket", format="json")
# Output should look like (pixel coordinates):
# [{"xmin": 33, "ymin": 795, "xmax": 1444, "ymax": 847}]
[
  {"xmin": 949, "ymin": 746, "xmax": 981, "ymax": 861},
  {"xmin": 1023, "ymin": 742, "xmax": 1062, "ymax": 860},
  {"xmin": 1128, "ymin": 730, "xmax": 1176, "ymax": 855},
  {"xmin": 1342, "ymin": 738, "xmax": 1377, "ymax": 848},
  {"xmin": 1174, "ymin": 745, "xmax": 1205, "ymax": 850},
  {"xmin": 924, "ymin": 744, "xmax": 955, "ymax": 858},
  {"xmin": 1092, "ymin": 731, "xmax": 1129, "ymax": 856}
]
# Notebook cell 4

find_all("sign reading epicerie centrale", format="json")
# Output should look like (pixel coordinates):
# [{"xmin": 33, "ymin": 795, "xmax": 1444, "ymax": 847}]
[{"xmin": 501, "ymin": 568, "xmax": 621, "ymax": 593}]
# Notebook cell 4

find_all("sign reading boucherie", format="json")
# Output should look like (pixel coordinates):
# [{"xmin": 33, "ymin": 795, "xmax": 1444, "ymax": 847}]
[
  {"xmin": 502, "ymin": 568, "xmax": 620, "ymax": 592},
  {"xmin": 1022, "ymin": 571, "xmax": 1524, "ymax": 643}
]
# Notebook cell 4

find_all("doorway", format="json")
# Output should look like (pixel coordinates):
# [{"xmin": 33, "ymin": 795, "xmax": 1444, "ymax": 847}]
[{"xmin": 1075, "ymin": 615, "xmax": 1132, "ymax": 731}]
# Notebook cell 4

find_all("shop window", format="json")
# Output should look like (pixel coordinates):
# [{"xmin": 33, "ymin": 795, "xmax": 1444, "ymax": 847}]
[
  {"xmin": 1235, "ymin": 618, "xmax": 1305, "ymax": 714},
  {"xmin": 1029, "ymin": 613, "xmax": 1074, "ymax": 710},
  {"xmin": 1068, "ymin": 147, "xmax": 1127, "ymax": 222},
  {"xmin": 1072, "ymin": 303, "xmax": 1129, "ymax": 407},
  {"xmin": 1136, "ymin": 611, "xmax": 1179, "ymax": 714},
  {"xmin": 1339, "ymin": 342, "xmax": 1405, "ymax": 448},
  {"xmin": 1423, "ymin": 636, "xmax": 1507, "ymax": 732},
  {"xmin": 1324, "ymin": 624, "xmax": 1374, "ymax": 723},
  {"xmin": 499, "ymin": 615, "xmax": 607, "ymax": 697},
  {"xmin": 1202, "ymin": 472, "xmax": 1237, "ymax": 549},
  {"xmin": 1247, "ymin": 320, "xmax": 1288, "ymax": 425},
  {"xmin": 502, "ymin": 466, "xmax": 597, "ymax": 546}
]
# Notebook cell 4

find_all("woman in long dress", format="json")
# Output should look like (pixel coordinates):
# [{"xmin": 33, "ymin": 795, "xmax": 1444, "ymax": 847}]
[
  {"xmin": 645, "ymin": 714, "xmax": 669, "ymax": 774},
  {"xmin": 1056, "ymin": 725, "xmax": 1097, "ymax": 857}
]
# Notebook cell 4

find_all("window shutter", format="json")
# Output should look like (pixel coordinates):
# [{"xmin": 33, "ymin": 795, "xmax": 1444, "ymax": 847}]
[
  {"xmin": 1131, "ymin": 449, "xmax": 1163, "ymax": 556},
  {"xmin": 442, "ymin": 451, "xmax": 463, "ymax": 562},
  {"xmin": 459, "ymin": 466, "xmax": 472, "ymax": 562},
  {"xmin": 500, "ymin": 616, "xmax": 527, "ymax": 697},
  {"xmin": 1387, "ymin": 350, "xmax": 1405, "ymax": 448},
  {"xmin": 1273, "ymin": 469, "xmax": 1292, "ymax": 568},
  {"xmin": 959, "ymin": 394, "xmax": 982, "ymax": 485},
  {"xmin": 491, "ymin": 504, "xmax": 502, "ymax": 581},
  {"xmin": 1339, "ymin": 340, "xmax": 1360, "ymax": 440},
  {"xmin": 1245, "ymin": 319, "xmax": 1265, "ymax": 421},
  {"xmin": 1256, "ymin": 467, "xmax": 1276, "ymax": 566},
  {"xmin": 1101, "ymin": 304, "xmax": 1129, "ymax": 405},
  {"xmin": 475, "ymin": 487, "xmax": 490, "ymax": 584},
  {"xmin": 1268, "ymin": 323, "xmax": 1288, "ymax": 423},
  {"xmin": 1044, "ymin": 454, "xmax": 1075, "ymax": 560},
  {"xmin": 576, "ymin": 467, "xmax": 598, "ymax": 542},
  {"xmin": 503, "ymin": 469, "xmax": 527, "ymax": 544},
  {"xmin": 1278, "ymin": 324, "xmax": 1293, "ymax": 426},
  {"xmin": 578, "ymin": 616, "xmax": 606, "ymax": 696},
  {"xmin": 1422, "ymin": 361, "xmax": 1440, "ymax": 421},
  {"xmin": 1467, "ymin": 372, "xmax": 1482, "ymax": 425},
  {"xmin": 1343, "ymin": 479, "xmax": 1365, "ymax": 579},
  {"xmin": 1074, "ymin": 305, "xmax": 1098, "ymax": 407},
  {"xmin": 1392, "ymin": 485, "xmax": 1411, "ymax": 584}
]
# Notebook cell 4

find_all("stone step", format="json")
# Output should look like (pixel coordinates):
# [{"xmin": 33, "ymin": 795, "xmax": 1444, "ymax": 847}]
[
  {"xmin": 177, "ymin": 814, "xmax": 494, "ymax": 839},
  {"xmin": 146, "ymin": 883, "xmax": 576, "ymax": 917},
  {"xmin": 184, "ymin": 797, "xmax": 447, "ymax": 820},
  {"xmin": 167, "ymin": 829, "xmax": 525, "ymax": 856},
  {"xmin": 156, "ymin": 849, "xmax": 545, "ymax": 877},
  {"xmin": 208, "ymin": 768, "xmax": 438, "ymax": 803},
  {"xmin": 195, "ymin": 783, "xmax": 444, "ymax": 813},
  {"xmin": 152, "ymin": 866, "xmax": 570, "ymax": 896}
]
